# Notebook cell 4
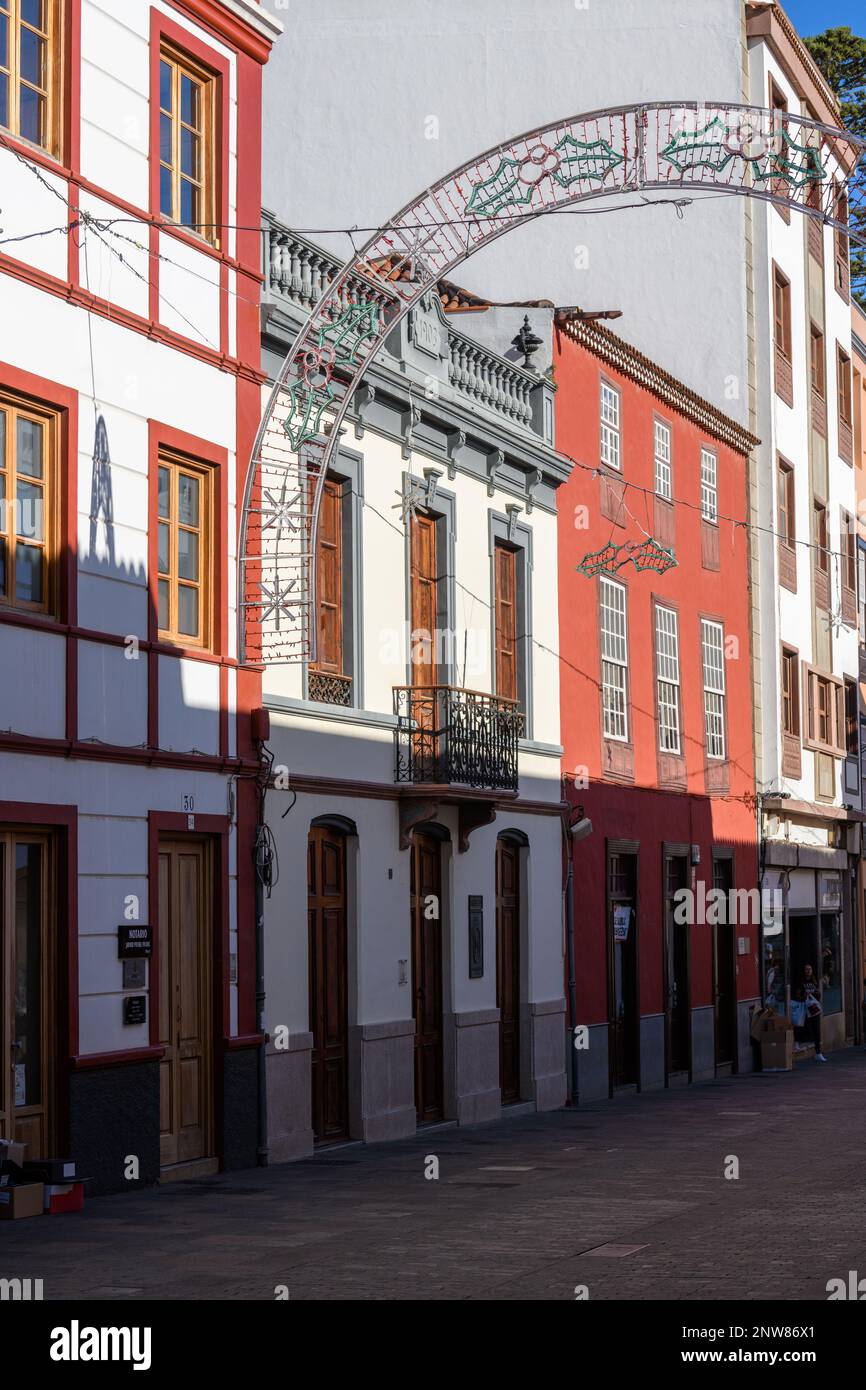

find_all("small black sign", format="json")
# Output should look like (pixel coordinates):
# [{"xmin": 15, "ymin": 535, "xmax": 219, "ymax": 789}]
[
  {"xmin": 468, "ymin": 895, "xmax": 484, "ymax": 979},
  {"xmin": 118, "ymin": 924, "xmax": 153, "ymax": 959},
  {"xmin": 122, "ymin": 958, "xmax": 147, "ymax": 990},
  {"xmin": 123, "ymin": 995, "xmax": 147, "ymax": 1026}
]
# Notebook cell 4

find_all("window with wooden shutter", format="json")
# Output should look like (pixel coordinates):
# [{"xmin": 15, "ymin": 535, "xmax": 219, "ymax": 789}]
[
  {"xmin": 845, "ymin": 678, "xmax": 858, "ymax": 758},
  {"xmin": 803, "ymin": 666, "xmax": 846, "ymax": 757},
  {"xmin": 309, "ymin": 476, "xmax": 351, "ymax": 705},
  {"xmin": 494, "ymin": 541, "xmax": 518, "ymax": 704},
  {"xmin": 838, "ymin": 345, "xmax": 854, "ymax": 463},
  {"xmin": 841, "ymin": 510, "xmax": 857, "ymax": 626},
  {"xmin": 773, "ymin": 265, "xmax": 793, "ymax": 406},
  {"xmin": 781, "ymin": 645, "xmax": 801, "ymax": 779},
  {"xmin": 410, "ymin": 511, "xmax": 438, "ymax": 689}
]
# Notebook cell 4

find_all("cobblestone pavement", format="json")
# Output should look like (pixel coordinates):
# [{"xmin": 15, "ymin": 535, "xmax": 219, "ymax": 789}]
[{"xmin": 3, "ymin": 1050, "xmax": 866, "ymax": 1301}]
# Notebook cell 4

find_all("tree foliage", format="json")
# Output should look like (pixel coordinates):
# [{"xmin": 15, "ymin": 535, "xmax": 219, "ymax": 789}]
[{"xmin": 804, "ymin": 26, "xmax": 866, "ymax": 306}]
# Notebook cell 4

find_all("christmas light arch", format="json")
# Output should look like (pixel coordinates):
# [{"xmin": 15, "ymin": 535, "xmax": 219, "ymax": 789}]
[{"xmin": 238, "ymin": 100, "xmax": 866, "ymax": 665}]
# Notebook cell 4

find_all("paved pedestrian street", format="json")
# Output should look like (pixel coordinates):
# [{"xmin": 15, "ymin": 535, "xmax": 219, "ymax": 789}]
[{"xmin": 3, "ymin": 1051, "xmax": 866, "ymax": 1302}]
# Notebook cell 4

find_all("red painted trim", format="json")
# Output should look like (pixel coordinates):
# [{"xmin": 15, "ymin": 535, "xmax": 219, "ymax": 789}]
[
  {"xmin": 70, "ymin": 1046, "xmax": 166, "ymax": 1070},
  {"xmin": 224, "ymin": 1033, "xmax": 265, "ymax": 1050},
  {"xmin": 167, "ymin": 0, "xmax": 277, "ymax": 64},
  {"xmin": 0, "ymin": 254, "xmax": 265, "ymax": 382},
  {"xmin": 64, "ymin": 0, "xmax": 82, "ymax": 176},
  {"xmin": 0, "ymin": 801, "xmax": 78, "ymax": 1059},
  {"xmin": 0, "ymin": 728, "xmax": 257, "ymax": 773}
]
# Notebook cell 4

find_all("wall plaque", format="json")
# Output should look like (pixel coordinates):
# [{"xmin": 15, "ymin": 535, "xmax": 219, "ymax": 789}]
[
  {"xmin": 122, "ymin": 959, "xmax": 146, "ymax": 990},
  {"xmin": 118, "ymin": 924, "xmax": 153, "ymax": 959},
  {"xmin": 123, "ymin": 995, "xmax": 147, "ymax": 1026},
  {"xmin": 468, "ymin": 895, "xmax": 484, "ymax": 979}
]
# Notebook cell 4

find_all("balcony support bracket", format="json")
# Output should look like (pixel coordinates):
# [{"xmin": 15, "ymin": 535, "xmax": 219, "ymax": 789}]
[
  {"xmin": 399, "ymin": 795, "xmax": 441, "ymax": 851},
  {"xmin": 458, "ymin": 800, "xmax": 497, "ymax": 854}
]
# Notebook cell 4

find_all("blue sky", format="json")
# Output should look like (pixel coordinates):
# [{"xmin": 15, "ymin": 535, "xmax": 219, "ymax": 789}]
[{"xmin": 783, "ymin": 0, "xmax": 864, "ymax": 38}]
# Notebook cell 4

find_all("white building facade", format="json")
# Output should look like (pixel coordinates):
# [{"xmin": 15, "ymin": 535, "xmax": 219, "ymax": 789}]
[
  {"xmin": 260, "ymin": 228, "xmax": 569, "ymax": 1156},
  {"xmin": 0, "ymin": 0, "xmax": 279, "ymax": 1191}
]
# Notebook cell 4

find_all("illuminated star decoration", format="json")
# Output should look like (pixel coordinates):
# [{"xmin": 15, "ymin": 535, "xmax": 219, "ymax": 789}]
[{"xmin": 392, "ymin": 481, "xmax": 425, "ymax": 525}]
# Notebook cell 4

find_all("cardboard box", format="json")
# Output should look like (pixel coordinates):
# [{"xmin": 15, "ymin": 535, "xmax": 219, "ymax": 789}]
[
  {"xmin": 761, "ymin": 1030, "xmax": 793, "ymax": 1071},
  {"xmin": 0, "ymin": 1181, "xmax": 44, "ymax": 1220},
  {"xmin": 43, "ymin": 1182, "xmax": 85, "ymax": 1216},
  {"xmin": 23, "ymin": 1158, "xmax": 76, "ymax": 1185},
  {"xmin": 764, "ymin": 1012, "xmax": 790, "ymax": 1032},
  {"xmin": 0, "ymin": 1139, "xmax": 27, "ymax": 1169}
]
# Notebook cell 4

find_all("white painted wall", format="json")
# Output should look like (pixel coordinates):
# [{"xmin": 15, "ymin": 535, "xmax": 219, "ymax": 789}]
[{"xmin": 259, "ymin": 0, "xmax": 748, "ymax": 420}]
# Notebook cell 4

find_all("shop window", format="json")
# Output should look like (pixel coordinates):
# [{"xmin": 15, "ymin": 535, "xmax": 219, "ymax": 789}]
[{"xmin": 820, "ymin": 914, "xmax": 842, "ymax": 1015}]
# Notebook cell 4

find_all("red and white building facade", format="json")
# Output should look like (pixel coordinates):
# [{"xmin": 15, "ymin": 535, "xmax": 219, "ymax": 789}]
[
  {"xmin": 0, "ymin": 0, "xmax": 279, "ymax": 1190},
  {"xmin": 555, "ymin": 314, "xmax": 762, "ymax": 1100}
]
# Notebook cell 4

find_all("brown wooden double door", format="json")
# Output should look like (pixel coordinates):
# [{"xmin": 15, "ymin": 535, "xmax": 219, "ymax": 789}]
[
  {"xmin": 496, "ymin": 838, "xmax": 521, "ymax": 1103},
  {"xmin": 158, "ymin": 839, "xmax": 214, "ymax": 1169},
  {"xmin": 0, "ymin": 830, "xmax": 53, "ymax": 1158},
  {"xmin": 411, "ymin": 831, "xmax": 444, "ymax": 1123},
  {"xmin": 308, "ymin": 826, "xmax": 349, "ymax": 1143}
]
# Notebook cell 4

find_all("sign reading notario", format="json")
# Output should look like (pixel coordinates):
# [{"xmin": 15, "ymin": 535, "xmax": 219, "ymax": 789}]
[{"xmin": 117, "ymin": 924, "xmax": 153, "ymax": 958}]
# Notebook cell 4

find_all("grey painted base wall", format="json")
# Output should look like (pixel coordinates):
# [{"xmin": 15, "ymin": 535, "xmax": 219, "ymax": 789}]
[
  {"xmin": 266, "ymin": 1033, "xmax": 314, "ymax": 1162},
  {"xmin": 445, "ymin": 1008, "xmax": 501, "ymax": 1125},
  {"xmin": 575, "ymin": 1022, "xmax": 610, "ymax": 1102},
  {"xmin": 69, "ymin": 1061, "xmax": 160, "ymax": 1195},
  {"xmin": 691, "ymin": 1005, "xmax": 716, "ymax": 1082},
  {"xmin": 530, "ymin": 999, "xmax": 567, "ymax": 1111},
  {"xmin": 640, "ymin": 1013, "xmax": 665, "ymax": 1091},
  {"xmin": 349, "ymin": 1018, "xmax": 416, "ymax": 1142},
  {"xmin": 223, "ymin": 1047, "xmax": 260, "ymax": 1171}
]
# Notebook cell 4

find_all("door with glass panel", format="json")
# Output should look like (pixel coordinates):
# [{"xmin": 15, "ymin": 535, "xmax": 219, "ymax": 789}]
[{"xmin": 0, "ymin": 831, "xmax": 52, "ymax": 1158}]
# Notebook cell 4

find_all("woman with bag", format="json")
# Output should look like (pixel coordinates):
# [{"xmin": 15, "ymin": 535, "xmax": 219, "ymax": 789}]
[{"xmin": 797, "ymin": 964, "xmax": 826, "ymax": 1062}]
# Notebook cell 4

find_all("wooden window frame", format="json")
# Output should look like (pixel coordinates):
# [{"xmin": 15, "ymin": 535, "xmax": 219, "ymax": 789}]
[
  {"xmin": 156, "ymin": 451, "xmax": 213, "ymax": 651},
  {"xmin": 700, "ymin": 446, "xmax": 718, "ymax": 524},
  {"xmin": 700, "ymin": 617, "xmax": 726, "ymax": 762},
  {"xmin": 810, "ymin": 323, "xmax": 825, "ymax": 400},
  {"xmin": 0, "ymin": 388, "xmax": 58, "ymax": 618},
  {"xmin": 834, "ymin": 181, "xmax": 850, "ymax": 302},
  {"xmin": 844, "ymin": 676, "xmax": 858, "ymax": 760},
  {"xmin": 158, "ymin": 42, "xmax": 219, "ymax": 248},
  {"xmin": 781, "ymin": 645, "xmax": 800, "ymax": 738},
  {"xmin": 599, "ymin": 376, "xmax": 621, "ymax": 473},
  {"xmin": 777, "ymin": 456, "xmax": 796, "ymax": 593},
  {"xmin": 802, "ymin": 664, "xmax": 845, "ymax": 757},
  {"xmin": 769, "ymin": 76, "xmax": 790, "ymax": 222},
  {"xmin": 0, "ymin": 0, "xmax": 61, "ymax": 159},
  {"xmin": 653, "ymin": 415, "xmax": 672, "ymax": 500},
  {"xmin": 599, "ymin": 574, "xmax": 629, "ymax": 743},
  {"xmin": 310, "ymin": 474, "xmax": 345, "ymax": 678},
  {"xmin": 493, "ymin": 539, "xmax": 519, "ymax": 706},
  {"xmin": 773, "ymin": 263, "xmax": 794, "ymax": 407},
  {"xmin": 654, "ymin": 601, "xmax": 681, "ymax": 756}
]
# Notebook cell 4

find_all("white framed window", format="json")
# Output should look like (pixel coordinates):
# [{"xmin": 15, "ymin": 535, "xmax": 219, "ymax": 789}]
[
  {"xmin": 600, "ymin": 380, "xmax": 621, "ymax": 472},
  {"xmin": 656, "ymin": 604, "xmax": 681, "ymax": 753},
  {"xmin": 654, "ymin": 419, "xmax": 672, "ymax": 500},
  {"xmin": 700, "ymin": 448, "xmax": 718, "ymax": 523},
  {"xmin": 701, "ymin": 618, "xmax": 726, "ymax": 760},
  {"xmin": 600, "ymin": 576, "xmax": 628, "ymax": 741}
]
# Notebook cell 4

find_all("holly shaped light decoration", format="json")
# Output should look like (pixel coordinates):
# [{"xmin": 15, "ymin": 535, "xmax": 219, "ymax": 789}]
[
  {"xmin": 576, "ymin": 536, "xmax": 676, "ymax": 578},
  {"xmin": 283, "ymin": 301, "xmax": 381, "ymax": 451},
  {"xmin": 661, "ymin": 115, "xmax": 825, "ymax": 190},
  {"xmin": 465, "ymin": 134, "xmax": 625, "ymax": 219}
]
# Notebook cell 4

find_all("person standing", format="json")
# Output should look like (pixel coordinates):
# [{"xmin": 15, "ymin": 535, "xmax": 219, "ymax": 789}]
[{"xmin": 798, "ymin": 964, "xmax": 826, "ymax": 1062}]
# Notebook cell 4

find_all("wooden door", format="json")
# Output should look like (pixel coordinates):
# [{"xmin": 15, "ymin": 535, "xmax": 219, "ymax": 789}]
[
  {"xmin": 608, "ymin": 851, "xmax": 638, "ymax": 1088},
  {"xmin": 159, "ymin": 839, "xmax": 213, "ymax": 1169},
  {"xmin": 496, "ymin": 839, "xmax": 521, "ymax": 1103},
  {"xmin": 665, "ymin": 854, "xmax": 690, "ymax": 1075},
  {"xmin": 0, "ymin": 831, "xmax": 52, "ymax": 1158},
  {"xmin": 410, "ymin": 512, "xmax": 438, "ymax": 691},
  {"xmin": 308, "ymin": 826, "xmax": 349, "ymax": 1142},
  {"xmin": 494, "ymin": 542, "xmax": 518, "ymax": 702},
  {"xmin": 411, "ymin": 831, "xmax": 443, "ymax": 1123},
  {"xmin": 712, "ymin": 857, "xmax": 736, "ymax": 1067}
]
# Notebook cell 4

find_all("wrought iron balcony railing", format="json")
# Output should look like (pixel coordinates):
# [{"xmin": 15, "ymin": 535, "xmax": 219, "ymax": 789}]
[{"xmin": 393, "ymin": 685, "xmax": 520, "ymax": 791}]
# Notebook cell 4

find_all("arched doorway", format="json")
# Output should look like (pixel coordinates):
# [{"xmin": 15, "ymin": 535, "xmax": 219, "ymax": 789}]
[{"xmin": 307, "ymin": 817, "xmax": 355, "ymax": 1142}]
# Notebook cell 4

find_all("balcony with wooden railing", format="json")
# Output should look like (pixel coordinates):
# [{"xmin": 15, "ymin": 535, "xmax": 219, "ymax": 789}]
[{"xmin": 393, "ymin": 685, "xmax": 520, "ymax": 791}]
